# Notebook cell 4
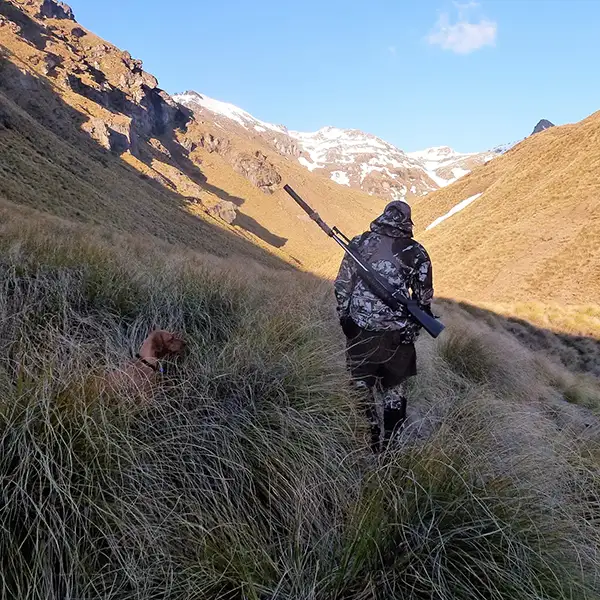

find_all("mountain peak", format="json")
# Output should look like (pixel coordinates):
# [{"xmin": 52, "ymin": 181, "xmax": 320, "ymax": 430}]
[
  {"xmin": 175, "ymin": 91, "xmax": 288, "ymax": 134},
  {"xmin": 36, "ymin": 0, "xmax": 75, "ymax": 21},
  {"xmin": 531, "ymin": 119, "xmax": 555, "ymax": 135},
  {"xmin": 176, "ymin": 90, "xmax": 495, "ymax": 201}
]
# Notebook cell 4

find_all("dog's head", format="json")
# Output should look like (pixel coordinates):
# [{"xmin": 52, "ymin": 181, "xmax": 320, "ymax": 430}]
[{"xmin": 150, "ymin": 330, "xmax": 186, "ymax": 358}]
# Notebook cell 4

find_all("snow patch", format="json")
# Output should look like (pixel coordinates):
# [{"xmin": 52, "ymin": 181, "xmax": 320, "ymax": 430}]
[
  {"xmin": 426, "ymin": 193, "xmax": 483, "ymax": 230},
  {"xmin": 451, "ymin": 167, "xmax": 470, "ymax": 179},
  {"xmin": 407, "ymin": 146, "xmax": 474, "ymax": 163},
  {"xmin": 254, "ymin": 125, "xmax": 266, "ymax": 132},
  {"xmin": 298, "ymin": 156, "xmax": 322, "ymax": 172},
  {"xmin": 174, "ymin": 92, "xmax": 286, "ymax": 134},
  {"xmin": 491, "ymin": 141, "xmax": 518, "ymax": 155},
  {"xmin": 360, "ymin": 164, "xmax": 392, "ymax": 183},
  {"xmin": 331, "ymin": 171, "xmax": 350, "ymax": 186},
  {"xmin": 391, "ymin": 186, "xmax": 408, "ymax": 200},
  {"xmin": 422, "ymin": 167, "xmax": 451, "ymax": 188}
]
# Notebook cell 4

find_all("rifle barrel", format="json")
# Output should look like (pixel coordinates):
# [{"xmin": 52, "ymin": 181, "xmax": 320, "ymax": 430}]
[
  {"xmin": 284, "ymin": 185, "xmax": 333, "ymax": 236},
  {"xmin": 282, "ymin": 184, "xmax": 444, "ymax": 338}
]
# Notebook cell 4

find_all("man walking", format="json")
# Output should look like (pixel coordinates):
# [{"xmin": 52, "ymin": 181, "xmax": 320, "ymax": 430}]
[{"xmin": 334, "ymin": 201, "xmax": 434, "ymax": 451}]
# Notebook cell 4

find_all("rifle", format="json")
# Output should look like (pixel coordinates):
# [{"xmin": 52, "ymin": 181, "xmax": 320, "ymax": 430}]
[{"xmin": 283, "ymin": 184, "xmax": 445, "ymax": 339}]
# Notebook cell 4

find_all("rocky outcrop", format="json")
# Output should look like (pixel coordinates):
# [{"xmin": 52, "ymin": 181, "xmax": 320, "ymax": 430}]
[
  {"xmin": 191, "ymin": 132, "xmax": 231, "ymax": 155},
  {"xmin": 362, "ymin": 170, "xmax": 408, "ymax": 201},
  {"xmin": 70, "ymin": 26, "xmax": 85, "ymax": 38},
  {"xmin": 269, "ymin": 134, "xmax": 300, "ymax": 158},
  {"xmin": 82, "ymin": 118, "xmax": 131, "ymax": 154},
  {"xmin": 207, "ymin": 200, "xmax": 237, "ymax": 224},
  {"xmin": 41, "ymin": 52, "xmax": 61, "ymax": 74},
  {"xmin": 186, "ymin": 130, "xmax": 282, "ymax": 194},
  {"xmin": 531, "ymin": 119, "xmax": 555, "ymax": 135},
  {"xmin": 1, "ymin": 1, "xmax": 281, "ymax": 197},
  {"xmin": 38, "ymin": 0, "xmax": 75, "ymax": 20},
  {"xmin": 0, "ymin": 14, "xmax": 22, "ymax": 34},
  {"xmin": 231, "ymin": 151, "xmax": 282, "ymax": 194}
]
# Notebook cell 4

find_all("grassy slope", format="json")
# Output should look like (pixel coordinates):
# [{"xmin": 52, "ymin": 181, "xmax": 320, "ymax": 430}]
[
  {"xmin": 1, "ymin": 201, "xmax": 600, "ymax": 599},
  {"xmin": 1, "ymin": 3, "xmax": 600, "ymax": 597},
  {"xmin": 0, "ymin": 4, "xmax": 383, "ymax": 271},
  {"xmin": 413, "ymin": 113, "xmax": 600, "ymax": 304}
]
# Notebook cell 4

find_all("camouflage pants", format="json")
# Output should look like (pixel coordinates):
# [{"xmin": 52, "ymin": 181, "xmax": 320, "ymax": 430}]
[{"xmin": 355, "ymin": 379, "xmax": 408, "ymax": 452}]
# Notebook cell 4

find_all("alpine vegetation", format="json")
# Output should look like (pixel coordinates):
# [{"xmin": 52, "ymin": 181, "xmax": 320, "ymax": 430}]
[{"xmin": 1, "ymin": 205, "xmax": 599, "ymax": 600}]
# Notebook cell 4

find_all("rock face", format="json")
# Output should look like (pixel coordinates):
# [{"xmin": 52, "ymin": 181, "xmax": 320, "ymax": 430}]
[
  {"xmin": 531, "ymin": 119, "xmax": 555, "ymax": 135},
  {"xmin": 1, "ymin": 4, "xmax": 280, "ymax": 197},
  {"xmin": 231, "ymin": 151, "xmax": 282, "ymax": 194},
  {"xmin": 0, "ymin": 14, "xmax": 22, "ymax": 34},
  {"xmin": 38, "ymin": 0, "xmax": 75, "ymax": 20},
  {"xmin": 82, "ymin": 118, "xmax": 131, "ymax": 154},
  {"xmin": 207, "ymin": 200, "xmax": 237, "ymax": 224}
]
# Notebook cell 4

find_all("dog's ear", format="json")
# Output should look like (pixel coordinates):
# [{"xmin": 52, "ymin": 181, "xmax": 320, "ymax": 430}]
[{"xmin": 163, "ymin": 332, "xmax": 185, "ymax": 354}]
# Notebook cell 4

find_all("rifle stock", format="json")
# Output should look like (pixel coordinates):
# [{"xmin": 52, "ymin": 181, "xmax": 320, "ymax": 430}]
[{"xmin": 283, "ymin": 184, "xmax": 445, "ymax": 339}]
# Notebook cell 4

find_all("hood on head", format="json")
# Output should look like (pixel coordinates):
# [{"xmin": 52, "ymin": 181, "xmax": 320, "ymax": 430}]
[{"xmin": 370, "ymin": 201, "xmax": 414, "ymax": 238}]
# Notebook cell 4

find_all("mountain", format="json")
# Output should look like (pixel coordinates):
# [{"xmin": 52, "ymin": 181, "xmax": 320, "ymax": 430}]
[
  {"xmin": 486, "ymin": 119, "xmax": 556, "ymax": 158},
  {"xmin": 412, "ymin": 112, "xmax": 600, "ymax": 304},
  {"xmin": 0, "ymin": 0, "xmax": 382, "ymax": 270},
  {"xmin": 2, "ymin": 0, "xmax": 595, "ymax": 307},
  {"xmin": 532, "ymin": 119, "xmax": 555, "ymax": 135},
  {"xmin": 175, "ymin": 91, "xmax": 496, "ymax": 202}
]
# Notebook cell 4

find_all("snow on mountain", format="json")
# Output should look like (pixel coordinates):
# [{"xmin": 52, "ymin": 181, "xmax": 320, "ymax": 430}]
[
  {"xmin": 488, "ymin": 140, "xmax": 519, "ymax": 157},
  {"xmin": 175, "ymin": 91, "xmax": 497, "ymax": 201},
  {"xmin": 175, "ymin": 91, "xmax": 287, "ymax": 134},
  {"xmin": 288, "ymin": 127, "xmax": 434, "ymax": 200},
  {"xmin": 406, "ymin": 146, "xmax": 489, "ymax": 188}
]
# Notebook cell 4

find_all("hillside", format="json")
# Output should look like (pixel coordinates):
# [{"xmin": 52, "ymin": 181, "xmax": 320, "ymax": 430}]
[
  {"xmin": 1, "ymin": 2, "xmax": 600, "ymax": 599},
  {"xmin": 413, "ymin": 111, "xmax": 600, "ymax": 304},
  {"xmin": 2, "ymin": 192, "xmax": 600, "ymax": 600},
  {"xmin": 175, "ymin": 91, "xmax": 495, "ymax": 202},
  {"xmin": 0, "ymin": 0, "xmax": 382, "ymax": 270}
]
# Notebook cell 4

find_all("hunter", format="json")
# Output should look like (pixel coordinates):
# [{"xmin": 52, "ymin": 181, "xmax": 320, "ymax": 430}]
[{"xmin": 334, "ymin": 200, "xmax": 434, "ymax": 452}]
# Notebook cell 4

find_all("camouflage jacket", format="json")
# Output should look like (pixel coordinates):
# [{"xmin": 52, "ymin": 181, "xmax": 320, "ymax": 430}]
[{"xmin": 334, "ymin": 203, "xmax": 434, "ymax": 341}]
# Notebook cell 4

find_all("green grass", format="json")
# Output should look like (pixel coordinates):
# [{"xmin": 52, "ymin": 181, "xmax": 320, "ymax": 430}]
[{"xmin": 1, "ymin": 207, "xmax": 600, "ymax": 599}]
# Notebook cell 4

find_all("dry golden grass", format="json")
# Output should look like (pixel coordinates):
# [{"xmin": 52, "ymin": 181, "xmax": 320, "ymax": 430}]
[
  {"xmin": 485, "ymin": 302, "xmax": 600, "ymax": 339},
  {"xmin": 412, "ymin": 112, "xmax": 600, "ymax": 304}
]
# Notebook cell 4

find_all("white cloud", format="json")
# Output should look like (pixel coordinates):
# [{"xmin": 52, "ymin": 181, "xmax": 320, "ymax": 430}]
[
  {"xmin": 427, "ymin": 3, "xmax": 497, "ymax": 54},
  {"xmin": 388, "ymin": 45, "xmax": 397, "ymax": 56}
]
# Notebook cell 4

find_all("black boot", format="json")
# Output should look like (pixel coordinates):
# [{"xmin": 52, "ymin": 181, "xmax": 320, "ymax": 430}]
[
  {"xmin": 366, "ymin": 407, "xmax": 381, "ymax": 453},
  {"xmin": 383, "ymin": 396, "xmax": 407, "ymax": 450},
  {"xmin": 355, "ymin": 382, "xmax": 381, "ymax": 453}
]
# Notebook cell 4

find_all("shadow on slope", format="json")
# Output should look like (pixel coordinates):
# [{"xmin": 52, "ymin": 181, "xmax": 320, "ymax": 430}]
[
  {"xmin": 438, "ymin": 299, "xmax": 600, "ymax": 378},
  {"xmin": 233, "ymin": 212, "xmax": 288, "ymax": 248},
  {"xmin": 0, "ymin": 1, "xmax": 49, "ymax": 50},
  {"xmin": 0, "ymin": 39, "xmax": 284, "ymax": 253}
]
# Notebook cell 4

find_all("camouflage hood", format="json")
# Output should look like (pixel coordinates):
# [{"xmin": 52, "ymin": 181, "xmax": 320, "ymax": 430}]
[{"xmin": 370, "ymin": 201, "xmax": 414, "ymax": 238}]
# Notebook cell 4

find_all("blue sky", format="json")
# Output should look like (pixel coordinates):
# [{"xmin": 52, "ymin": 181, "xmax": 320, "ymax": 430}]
[{"xmin": 68, "ymin": 0, "xmax": 600, "ymax": 153}]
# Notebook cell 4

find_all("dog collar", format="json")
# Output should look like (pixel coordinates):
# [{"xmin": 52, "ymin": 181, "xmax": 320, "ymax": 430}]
[{"xmin": 135, "ymin": 353, "xmax": 162, "ymax": 374}]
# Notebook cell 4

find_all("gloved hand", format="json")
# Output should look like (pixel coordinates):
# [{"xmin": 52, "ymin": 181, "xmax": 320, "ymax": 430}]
[
  {"xmin": 421, "ymin": 304, "xmax": 441, "ymax": 319},
  {"xmin": 340, "ymin": 315, "xmax": 359, "ymax": 339}
]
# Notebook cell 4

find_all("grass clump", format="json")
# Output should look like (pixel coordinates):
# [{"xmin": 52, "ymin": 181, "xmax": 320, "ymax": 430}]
[{"xmin": 1, "ymin": 210, "xmax": 600, "ymax": 599}]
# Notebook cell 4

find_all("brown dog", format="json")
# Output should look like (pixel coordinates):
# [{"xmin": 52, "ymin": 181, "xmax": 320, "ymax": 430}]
[{"xmin": 108, "ymin": 330, "xmax": 185, "ymax": 398}]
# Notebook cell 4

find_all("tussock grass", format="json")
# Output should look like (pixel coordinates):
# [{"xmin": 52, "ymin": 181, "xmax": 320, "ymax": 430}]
[{"xmin": 1, "ymin": 211, "xmax": 600, "ymax": 599}]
